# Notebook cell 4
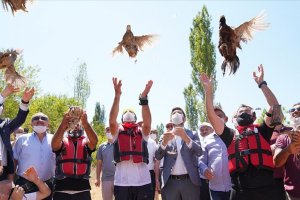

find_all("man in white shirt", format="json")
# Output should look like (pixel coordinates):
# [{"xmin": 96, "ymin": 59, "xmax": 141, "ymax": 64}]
[
  {"xmin": 109, "ymin": 77, "xmax": 153, "ymax": 200},
  {"xmin": 155, "ymin": 107, "xmax": 202, "ymax": 200}
]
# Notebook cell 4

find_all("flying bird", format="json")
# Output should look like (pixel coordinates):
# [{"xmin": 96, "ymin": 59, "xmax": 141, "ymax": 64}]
[
  {"xmin": 1, "ymin": 0, "xmax": 31, "ymax": 14},
  {"xmin": 113, "ymin": 25, "xmax": 157, "ymax": 59},
  {"xmin": 0, "ymin": 49, "xmax": 27, "ymax": 88},
  {"xmin": 218, "ymin": 11, "xmax": 269, "ymax": 75}
]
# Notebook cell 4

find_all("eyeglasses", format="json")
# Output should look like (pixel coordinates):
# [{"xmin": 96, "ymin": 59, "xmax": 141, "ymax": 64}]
[
  {"xmin": 166, "ymin": 125, "xmax": 173, "ymax": 129},
  {"xmin": 32, "ymin": 116, "xmax": 48, "ymax": 121},
  {"xmin": 289, "ymin": 107, "xmax": 300, "ymax": 113}
]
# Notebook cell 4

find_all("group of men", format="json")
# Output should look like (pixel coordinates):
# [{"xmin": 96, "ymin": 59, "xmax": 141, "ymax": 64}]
[
  {"xmin": 1, "ymin": 64, "xmax": 300, "ymax": 200},
  {"xmin": 95, "ymin": 65, "xmax": 300, "ymax": 200},
  {"xmin": 0, "ymin": 84, "xmax": 98, "ymax": 200}
]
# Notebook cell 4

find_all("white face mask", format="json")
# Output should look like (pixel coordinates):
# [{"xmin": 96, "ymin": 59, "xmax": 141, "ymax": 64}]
[
  {"xmin": 106, "ymin": 132, "xmax": 113, "ymax": 140},
  {"xmin": 171, "ymin": 112, "xmax": 184, "ymax": 125},
  {"xmin": 33, "ymin": 126, "xmax": 47, "ymax": 134},
  {"xmin": 291, "ymin": 116, "xmax": 300, "ymax": 130},
  {"xmin": 122, "ymin": 112, "xmax": 136, "ymax": 122},
  {"xmin": 150, "ymin": 134, "xmax": 157, "ymax": 140},
  {"xmin": 15, "ymin": 133, "xmax": 22, "ymax": 139}
]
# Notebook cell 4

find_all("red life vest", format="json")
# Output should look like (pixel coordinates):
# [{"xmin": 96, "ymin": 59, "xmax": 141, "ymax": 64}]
[
  {"xmin": 227, "ymin": 124, "xmax": 274, "ymax": 174},
  {"xmin": 114, "ymin": 122, "xmax": 148, "ymax": 164},
  {"xmin": 56, "ymin": 135, "xmax": 91, "ymax": 179}
]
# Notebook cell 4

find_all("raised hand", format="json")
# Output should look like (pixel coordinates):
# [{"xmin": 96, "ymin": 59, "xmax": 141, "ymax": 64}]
[
  {"xmin": 112, "ymin": 77, "xmax": 122, "ymax": 96},
  {"xmin": 253, "ymin": 64, "xmax": 264, "ymax": 85},
  {"xmin": 199, "ymin": 73, "xmax": 213, "ymax": 93},
  {"xmin": 1, "ymin": 84, "xmax": 20, "ymax": 98},
  {"xmin": 140, "ymin": 80, "xmax": 153, "ymax": 97},
  {"xmin": 22, "ymin": 87, "xmax": 35, "ymax": 102}
]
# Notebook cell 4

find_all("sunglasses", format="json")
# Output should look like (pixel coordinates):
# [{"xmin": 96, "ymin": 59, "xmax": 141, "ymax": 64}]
[
  {"xmin": 166, "ymin": 125, "xmax": 173, "ymax": 128},
  {"xmin": 32, "ymin": 116, "xmax": 48, "ymax": 121},
  {"xmin": 289, "ymin": 107, "xmax": 300, "ymax": 113}
]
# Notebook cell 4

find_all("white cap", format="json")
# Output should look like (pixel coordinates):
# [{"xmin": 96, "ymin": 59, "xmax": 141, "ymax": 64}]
[{"xmin": 199, "ymin": 122, "xmax": 213, "ymax": 129}]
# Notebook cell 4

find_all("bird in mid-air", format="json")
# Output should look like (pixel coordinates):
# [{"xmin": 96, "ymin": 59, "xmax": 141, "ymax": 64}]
[
  {"xmin": 218, "ymin": 11, "xmax": 269, "ymax": 75},
  {"xmin": 1, "ymin": 0, "xmax": 31, "ymax": 14},
  {"xmin": 113, "ymin": 25, "xmax": 157, "ymax": 60},
  {"xmin": 0, "ymin": 49, "xmax": 27, "ymax": 88}
]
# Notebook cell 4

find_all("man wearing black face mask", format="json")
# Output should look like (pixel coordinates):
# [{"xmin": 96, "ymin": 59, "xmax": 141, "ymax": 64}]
[
  {"xmin": 200, "ymin": 64, "xmax": 283, "ymax": 200},
  {"xmin": 51, "ymin": 107, "xmax": 98, "ymax": 200}
]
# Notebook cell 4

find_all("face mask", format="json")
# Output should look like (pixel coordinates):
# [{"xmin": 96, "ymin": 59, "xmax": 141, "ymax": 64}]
[
  {"xmin": 122, "ymin": 112, "xmax": 136, "ymax": 122},
  {"xmin": 16, "ymin": 133, "xmax": 22, "ymax": 139},
  {"xmin": 69, "ymin": 129, "xmax": 83, "ymax": 138},
  {"xmin": 106, "ymin": 132, "xmax": 113, "ymax": 140},
  {"xmin": 171, "ymin": 112, "xmax": 184, "ymax": 125},
  {"xmin": 291, "ymin": 117, "xmax": 300, "ymax": 130},
  {"xmin": 236, "ymin": 113, "xmax": 254, "ymax": 126},
  {"xmin": 150, "ymin": 134, "xmax": 157, "ymax": 140},
  {"xmin": 33, "ymin": 126, "xmax": 47, "ymax": 134}
]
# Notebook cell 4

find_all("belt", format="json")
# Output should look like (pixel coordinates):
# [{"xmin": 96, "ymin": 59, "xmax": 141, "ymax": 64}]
[{"xmin": 170, "ymin": 174, "xmax": 189, "ymax": 180}]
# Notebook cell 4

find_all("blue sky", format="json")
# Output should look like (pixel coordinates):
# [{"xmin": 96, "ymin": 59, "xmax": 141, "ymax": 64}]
[{"xmin": 1, "ymin": 1, "xmax": 299, "ymax": 129}]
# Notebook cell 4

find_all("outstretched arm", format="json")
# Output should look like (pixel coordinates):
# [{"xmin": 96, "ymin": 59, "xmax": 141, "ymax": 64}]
[
  {"xmin": 141, "ymin": 80, "xmax": 153, "ymax": 135},
  {"xmin": 199, "ymin": 74, "xmax": 225, "ymax": 135},
  {"xmin": 81, "ymin": 111, "xmax": 98, "ymax": 150},
  {"xmin": 109, "ymin": 77, "xmax": 122, "ymax": 136},
  {"xmin": 52, "ymin": 112, "xmax": 70, "ymax": 151},
  {"xmin": 253, "ymin": 64, "xmax": 281, "ymax": 127}
]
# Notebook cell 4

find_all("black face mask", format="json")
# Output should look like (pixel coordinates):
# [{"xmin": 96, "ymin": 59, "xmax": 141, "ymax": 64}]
[
  {"xmin": 69, "ymin": 129, "xmax": 83, "ymax": 138},
  {"xmin": 236, "ymin": 113, "xmax": 254, "ymax": 126}
]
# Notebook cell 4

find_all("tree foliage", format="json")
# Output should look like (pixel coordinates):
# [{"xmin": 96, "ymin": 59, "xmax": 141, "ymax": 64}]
[
  {"xmin": 184, "ymin": 5, "xmax": 217, "ymax": 128},
  {"xmin": 22, "ymin": 95, "xmax": 80, "ymax": 133},
  {"xmin": 73, "ymin": 61, "xmax": 90, "ymax": 108},
  {"xmin": 92, "ymin": 102, "xmax": 106, "ymax": 136}
]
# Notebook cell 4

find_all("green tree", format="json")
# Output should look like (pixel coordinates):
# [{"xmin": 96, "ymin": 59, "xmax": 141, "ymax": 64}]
[
  {"xmin": 73, "ymin": 61, "xmax": 90, "ymax": 108},
  {"xmin": 24, "ymin": 95, "xmax": 80, "ymax": 133},
  {"xmin": 92, "ymin": 102, "xmax": 106, "ymax": 136},
  {"xmin": 0, "ymin": 54, "xmax": 40, "ymax": 119},
  {"xmin": 183, "ymin": 84, "xmax": 200, "ymax": 131},
  {"xmin": 156, "ymin": 123, "xmax": 165, "ymax": 140},
  {"xmin": 184, "ymin": 5, "xmax": 217, "ymax": 127}
]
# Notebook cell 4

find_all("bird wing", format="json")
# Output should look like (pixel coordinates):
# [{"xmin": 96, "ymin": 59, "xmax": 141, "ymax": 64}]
[
  {"xmin": 0, "ymin": 49, "xmax": 18, "ymax": 69},
  {"xmin": 134, "ymin": 34, "xmax": 158, "ymax": 51},
  {"xmin": 2, "ymin": 0, "xmax": 29, "ymax": 14},
  {"xmin": 112, "ymin": 42, "xmax": 124, "ymax": 56},
  {"xmin": 5, "ymin": 65, "xmax": 27, "ymax": 88},
  {"xmin": 234, "ymin": 10, "xmax": 269, "ymax": 42}
]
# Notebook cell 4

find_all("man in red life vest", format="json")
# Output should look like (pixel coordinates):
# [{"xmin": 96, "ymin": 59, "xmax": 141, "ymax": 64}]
[
  {"xmin": 51, "ymin": 108, "xmax": 98, "ymax": 200},
  {"xmin": 109, "ymin": 77, "xmax": 153, "ymax": 200},
  {"xmin": 200, "ymin": 64, "xmax": 284, "ymax": 200}
]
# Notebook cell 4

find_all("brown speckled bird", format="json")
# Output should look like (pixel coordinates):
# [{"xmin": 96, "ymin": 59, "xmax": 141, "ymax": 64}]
[
  {"xmin": 219, "ymin": 11, "xmax": 269, "ymax": 75},
  {"xmin": 0, "ymin": 49, "xmax": 27, "ymax": 88},
  {"xmin": 113, "ymin": 25, "xmax": 157, "ymax": 59},
  {"xmin": 1, "ymin": 0, "xmax": 31, "ymax": 14}
]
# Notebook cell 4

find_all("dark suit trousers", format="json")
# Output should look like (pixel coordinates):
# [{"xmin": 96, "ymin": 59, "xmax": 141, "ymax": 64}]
[{"xmin": 162, "ymin": 177, "xmax": 200, "ymax": 200}]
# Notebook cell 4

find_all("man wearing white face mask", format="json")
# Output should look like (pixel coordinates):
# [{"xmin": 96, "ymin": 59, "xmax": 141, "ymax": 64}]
[
  {"xmin": 0, "ymin": 84, "xmax": 34, "ymax": 182},
  {"xmin": 13, "ymin": 112, "xmax": 55, "ymax": 200},
  {"xmin": 109, "ymin": 77, "xmax": 153, "ymax": 200},
  {"xmin": 155, "ymin": 107, "xmax": 202, "ymax": 200},
  {"xmin": 95, "ymin": 127, "xmax": 116, "ymax": 200}
]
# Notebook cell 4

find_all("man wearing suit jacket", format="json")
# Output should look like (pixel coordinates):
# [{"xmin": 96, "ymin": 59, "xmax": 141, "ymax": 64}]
[
  {"xmin": 155, "ymin": 107, "xmax": 202, "ymax": 200},
  {"xmin": 0, "ymin": 84, "xmax": 34, "ymax": 181}
]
